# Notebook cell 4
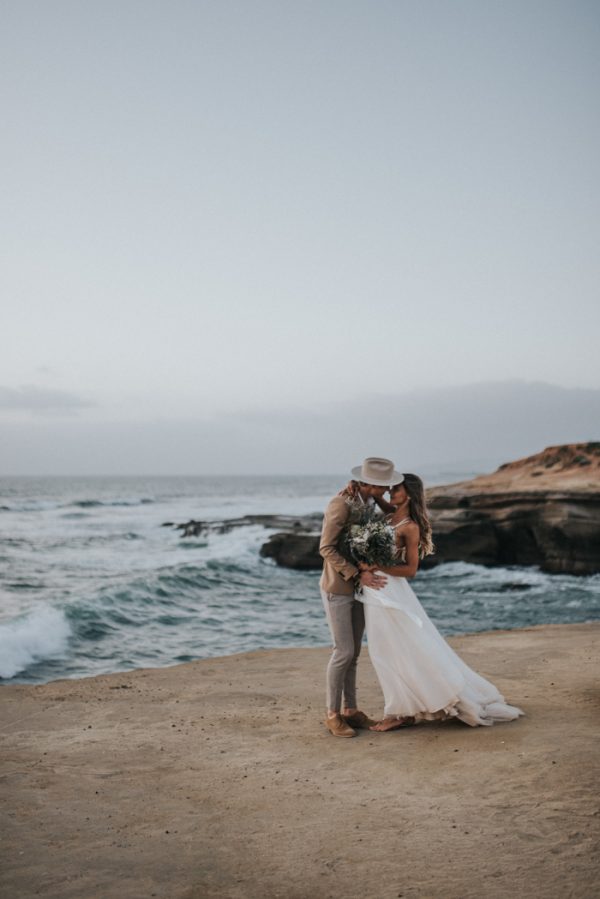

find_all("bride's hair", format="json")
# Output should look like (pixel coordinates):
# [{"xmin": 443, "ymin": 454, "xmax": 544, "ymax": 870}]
[{"xmin": 400, "ymin": 473, "xmax": 435, "ymax": 558}]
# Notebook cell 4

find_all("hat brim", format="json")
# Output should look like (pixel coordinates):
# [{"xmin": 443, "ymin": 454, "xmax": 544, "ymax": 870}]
[{"xmin": 350, "ymin": 466, "xmax": 404, "ymax": 487}]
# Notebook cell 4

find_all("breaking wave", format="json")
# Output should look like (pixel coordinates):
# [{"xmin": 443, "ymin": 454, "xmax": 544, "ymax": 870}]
[{"xmin": 0, "ymin": 606, "xmax": 71, "ymax": 679}]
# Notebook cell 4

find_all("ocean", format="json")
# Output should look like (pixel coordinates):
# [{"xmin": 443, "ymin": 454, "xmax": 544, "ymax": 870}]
[{"xmin": 1, "ymin": 474, "xmax": 599, "ymax": 685}]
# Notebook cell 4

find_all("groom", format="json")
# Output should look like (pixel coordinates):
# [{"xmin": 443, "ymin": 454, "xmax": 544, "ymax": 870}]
[{"xmin": 320, "ymin": 457, "xmax": 400, "ymax": 737}]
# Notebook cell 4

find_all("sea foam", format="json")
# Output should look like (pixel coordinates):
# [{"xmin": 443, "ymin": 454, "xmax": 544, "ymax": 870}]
[{"xmin": 0, "ymin": 605, "xmax": 71, "ymax": 679}]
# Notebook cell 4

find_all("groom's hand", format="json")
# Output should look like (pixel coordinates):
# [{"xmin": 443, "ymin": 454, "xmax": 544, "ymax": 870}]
[
  {"xmin": 338, "ymin": 480, "xmax": 359, "ymax": 498},
  {"xmin": 360, "ymin": 570, "xmax": 387, "ymax": 590}
]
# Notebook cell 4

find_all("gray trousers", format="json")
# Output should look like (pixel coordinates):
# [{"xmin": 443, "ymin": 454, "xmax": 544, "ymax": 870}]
[{"xmin": 321, "ymin": 589, "xmax": 365, "ymax": 712}]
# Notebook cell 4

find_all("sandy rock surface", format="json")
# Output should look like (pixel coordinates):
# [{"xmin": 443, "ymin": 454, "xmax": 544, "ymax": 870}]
[
  {"xmin": 435, "ymin": 442, "xmax": 600, "ymax": 494},
  {"xmin": 1, "ymin": 623, "xmax": 598, "ymax": 899}
]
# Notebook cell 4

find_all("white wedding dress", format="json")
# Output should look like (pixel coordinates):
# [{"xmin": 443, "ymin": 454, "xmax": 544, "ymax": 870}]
[{"xmin": 358, "ymin": 524, "xmax": 523, "ymax": 727}]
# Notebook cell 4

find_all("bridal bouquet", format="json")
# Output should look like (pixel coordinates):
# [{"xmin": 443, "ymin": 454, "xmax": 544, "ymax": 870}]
[{"xmin": 344, "ymin": 513, "xmax": 397, "ymax": 569}]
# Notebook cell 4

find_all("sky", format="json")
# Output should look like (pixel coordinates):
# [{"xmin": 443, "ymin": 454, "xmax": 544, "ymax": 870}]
[{"xmin": 1, "ymin": 1, "xmax": 599, "ymax": 474}]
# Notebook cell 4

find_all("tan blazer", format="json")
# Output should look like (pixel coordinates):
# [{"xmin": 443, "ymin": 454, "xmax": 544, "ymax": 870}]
[{"xmin": 319, "ymin": 495, "xmax": 360, "ymax": 595}]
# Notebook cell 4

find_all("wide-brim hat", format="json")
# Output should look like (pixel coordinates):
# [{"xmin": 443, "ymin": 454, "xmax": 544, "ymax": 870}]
[{"xmin": 351, "ymin": 457, "xmax": 404, "ymax": 487}]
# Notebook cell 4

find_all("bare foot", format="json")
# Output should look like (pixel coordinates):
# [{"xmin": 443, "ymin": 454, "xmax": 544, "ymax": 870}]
[{"xmin": 369, "ymin": 716, "xmax": 413, "ymax": 732}]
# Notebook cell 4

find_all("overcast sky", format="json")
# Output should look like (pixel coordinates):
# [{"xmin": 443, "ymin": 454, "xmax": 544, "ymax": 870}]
[{"xmin": 1, "ymin": 2, "xmax": 599, "ymax": 474}]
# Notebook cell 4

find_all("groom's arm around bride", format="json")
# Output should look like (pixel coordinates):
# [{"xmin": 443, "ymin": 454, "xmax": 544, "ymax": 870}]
[
  {"xmin": 319, "ymin": 494, "xmax": 360, "ymax": 596},
  {"xmin": 320, "ymin": 493, "xmax": 388, "ymax": 595}
]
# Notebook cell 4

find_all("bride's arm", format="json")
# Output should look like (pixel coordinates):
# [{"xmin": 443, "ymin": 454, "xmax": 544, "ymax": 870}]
[{"xmin": 380, "ymin": 525, "xmax": 420, "ymax": 578}]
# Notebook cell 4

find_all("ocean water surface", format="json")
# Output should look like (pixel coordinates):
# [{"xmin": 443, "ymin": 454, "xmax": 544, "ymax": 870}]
[{"xmin": 1, "ymin": 474, "xmax": 598, "ymax": 684}]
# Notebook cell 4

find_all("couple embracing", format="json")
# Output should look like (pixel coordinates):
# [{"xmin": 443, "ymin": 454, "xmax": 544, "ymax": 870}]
[{"xmin": 320, "ymin": 457, "xmax": 523, "ymax": 738}]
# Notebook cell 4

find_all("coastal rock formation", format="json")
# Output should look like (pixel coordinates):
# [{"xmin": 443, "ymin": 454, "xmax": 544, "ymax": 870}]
[
  {"xmin": 427, "ymin": 442, "xmax": 600, "ymax": 575},
  {"xmin": 166, "ymin": 513, "xmax": 322, "ymax": 539},
  {"xmin": 259, "ymin": 531, "xmax": 322, "ymax": 569},
  {"xmin": 259, "ymin": 443, "xmax": 600, "ymax": 576}
]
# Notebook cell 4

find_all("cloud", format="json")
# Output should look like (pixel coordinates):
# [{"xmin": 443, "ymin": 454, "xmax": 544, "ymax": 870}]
[
  {"xmin": 0, "ymin": 380, "xmax": 598, "ymax": 475},
  {"xmin": 0, "ymin": 384, "xmax": 94, "ymax": 414}
]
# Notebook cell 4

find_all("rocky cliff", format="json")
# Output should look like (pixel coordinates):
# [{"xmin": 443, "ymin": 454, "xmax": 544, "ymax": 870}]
[{"xmin": 260, "ymin": 443, "xmax": 600, "ymax": 576}]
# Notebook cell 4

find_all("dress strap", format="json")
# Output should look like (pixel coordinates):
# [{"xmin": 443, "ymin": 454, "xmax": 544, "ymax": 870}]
[{"xmin": 391, "ymin": 517, "xmax": 412, "ymax": 528}]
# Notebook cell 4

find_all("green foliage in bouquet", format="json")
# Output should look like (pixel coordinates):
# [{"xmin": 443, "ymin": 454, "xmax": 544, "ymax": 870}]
[{"xmin": 344, "ymin": 510, "xmax": 397, "ymax": 568}]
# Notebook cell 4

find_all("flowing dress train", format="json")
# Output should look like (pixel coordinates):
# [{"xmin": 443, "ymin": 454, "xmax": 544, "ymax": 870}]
[{"xmin": 359, "ymin": 563, "xmax": 523, "ymax": 727}]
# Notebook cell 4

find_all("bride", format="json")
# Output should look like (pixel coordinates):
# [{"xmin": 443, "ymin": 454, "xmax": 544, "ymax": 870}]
[{"xmin": 358, "ymin": 474, "xmax": 524, "ymax": 731}]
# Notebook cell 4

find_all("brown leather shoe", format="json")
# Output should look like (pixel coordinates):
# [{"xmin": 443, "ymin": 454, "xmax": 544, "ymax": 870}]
[
  {"xmin": 343, "ymin": 710, "xmax": 377, "ymax": 729},
  {"xmin": 324, "ymin": 714, "xmax": 357, "ymax": 738}
]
